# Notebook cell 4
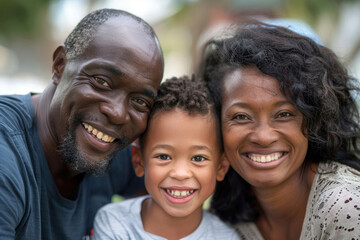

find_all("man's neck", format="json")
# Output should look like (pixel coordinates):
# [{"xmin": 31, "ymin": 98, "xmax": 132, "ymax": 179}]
[{"xmin": 33, "ymin": 84, "xmax": 83, "ymax": 199}]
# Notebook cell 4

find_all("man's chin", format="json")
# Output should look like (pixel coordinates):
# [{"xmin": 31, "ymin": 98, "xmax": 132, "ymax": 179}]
[{"xmin": 59, "ymin": 130, "xmax": 114, "ymax": 176}]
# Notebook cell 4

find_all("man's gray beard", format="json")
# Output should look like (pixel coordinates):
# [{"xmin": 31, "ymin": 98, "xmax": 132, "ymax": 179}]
[{"xmin": 58, "ymin": 130, "xmax": 114, "ymax": 176}]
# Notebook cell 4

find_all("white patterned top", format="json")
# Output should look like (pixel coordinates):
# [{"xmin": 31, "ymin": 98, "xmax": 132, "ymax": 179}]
[{"xmin": 235, "ymin": 161, "xmax": 360, "ymax": 240}]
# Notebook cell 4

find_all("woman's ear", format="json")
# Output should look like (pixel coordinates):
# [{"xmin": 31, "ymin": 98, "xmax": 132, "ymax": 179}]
[
  {"xmin": 216, "ymin": 153, "xmax": 230, "ymax": 181},
  {"xmin": 131, "ymin": 141, "xmax": 145, "ymax": 177},
  {"xmin": 52, "ymin": 45, "xmax": 67, "ymax": 85}
]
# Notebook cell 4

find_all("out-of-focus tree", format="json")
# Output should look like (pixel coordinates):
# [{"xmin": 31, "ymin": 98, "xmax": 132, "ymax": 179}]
[{"xmin": 0, "ymin": 0, "xmax": 60, "ymax": 39}]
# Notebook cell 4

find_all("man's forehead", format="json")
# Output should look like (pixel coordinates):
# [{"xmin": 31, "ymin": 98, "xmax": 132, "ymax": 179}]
[{"xmin": 97, "ymin": 16, "xmax": 151, "ymax": 37}]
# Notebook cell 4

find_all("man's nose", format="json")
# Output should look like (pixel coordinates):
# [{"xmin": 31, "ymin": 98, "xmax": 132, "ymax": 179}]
[{"xmin": 99, "ymin": 96, "xmax": 130, "ymax": 125}]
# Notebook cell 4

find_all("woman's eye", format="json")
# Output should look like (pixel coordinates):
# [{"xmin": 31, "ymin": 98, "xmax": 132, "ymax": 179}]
[
  {"xmin": 191, "ymin": 155, "xmax": 207, "ymax": 162},
  {"xmin": 278, "ymin": 112, "xmax": 293, "ymax": 118},
  {"xmin": 233, "ymin": 114, "xmax": 250, "ymax": 120},
  {"xmin": 94, "ymin": 77, "xmax": 109, "ymax": 87},
  {"xmin": 156, "ymin": 154, "xmax": 170, "ymax": 160}
]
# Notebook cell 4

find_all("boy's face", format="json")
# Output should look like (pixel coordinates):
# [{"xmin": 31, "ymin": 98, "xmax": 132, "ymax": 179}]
[{"xmin": 134, "ymin": 109, "xmax": 228, "ymax": 218}]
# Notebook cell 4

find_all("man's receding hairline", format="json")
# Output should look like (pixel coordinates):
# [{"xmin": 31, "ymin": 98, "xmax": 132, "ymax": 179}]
[{"xmin": 64, "ymin": 8, "xmax": 158, "ymax": 60}]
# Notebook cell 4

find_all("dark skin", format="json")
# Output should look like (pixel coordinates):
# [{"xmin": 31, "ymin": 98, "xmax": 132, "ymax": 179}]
[
  {"xmin": 221, "ymin": 67, "xmax": 318, "ymax": 239},
  {"xmin": 32, "ymin": 16, "xmax": 164, "ymax": 199}
]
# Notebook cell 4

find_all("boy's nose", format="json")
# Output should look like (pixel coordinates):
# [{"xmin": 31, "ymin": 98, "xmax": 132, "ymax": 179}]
[{"xmin": 169, "ymin": 160, "xmax": 192, "ymax": 180}]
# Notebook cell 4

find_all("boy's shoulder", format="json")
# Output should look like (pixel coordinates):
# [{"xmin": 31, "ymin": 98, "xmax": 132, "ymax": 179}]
[
  {"xmin": 190, "ymin": 210, "xmax": 239, "ymax": 239},
  {"xmin": 98, "ymin": 195, "xmax": 148, "ymax": 218},
  {"xmin": 93, "ymin": 196, "xmax": 151, "ymax": 239}
]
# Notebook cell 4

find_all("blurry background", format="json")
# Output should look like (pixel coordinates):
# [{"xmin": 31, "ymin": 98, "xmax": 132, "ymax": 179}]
[{"xmin": 1, "ymin": 0, "xmax": 360, "ymax": 95}]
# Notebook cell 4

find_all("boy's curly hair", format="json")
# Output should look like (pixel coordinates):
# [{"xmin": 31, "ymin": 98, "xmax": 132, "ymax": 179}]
[{"xmin": 140, "ymin": 75, "xmax": 222, "ymax": 150}]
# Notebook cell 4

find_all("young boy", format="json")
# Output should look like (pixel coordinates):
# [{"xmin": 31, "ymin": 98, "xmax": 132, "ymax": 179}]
[{"xmin": 93, "ymin": 76, "xmax": 238, "ymax": 240}]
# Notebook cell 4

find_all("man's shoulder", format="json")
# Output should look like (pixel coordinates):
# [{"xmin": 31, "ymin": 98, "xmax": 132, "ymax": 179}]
[{"xmin": 0, "ymin": 94, "xmax": 33, "ymax": 133}]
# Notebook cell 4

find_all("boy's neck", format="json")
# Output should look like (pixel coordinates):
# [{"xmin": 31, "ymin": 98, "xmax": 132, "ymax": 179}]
[{"xmin": 141, "ymin": 197, "xmax": 203, "ymax": 240}]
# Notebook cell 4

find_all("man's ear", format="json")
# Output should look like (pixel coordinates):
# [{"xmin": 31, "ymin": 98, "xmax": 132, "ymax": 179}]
[
  {"xmin": 216, "ymin": 153, "xmax": 230, "ymax": 181},
  {"xmin": 131, "ymin": 143, "xmax": 145, "ymax": 177},
  {"xmin": 52, "ymin": 45, "xmax": 67, "ymax": 85}
]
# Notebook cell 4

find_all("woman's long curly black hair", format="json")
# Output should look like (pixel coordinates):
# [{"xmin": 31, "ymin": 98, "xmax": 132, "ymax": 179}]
[{"xmin": 198, "ymin": 21, "xmax": 360, "ymax": 224}]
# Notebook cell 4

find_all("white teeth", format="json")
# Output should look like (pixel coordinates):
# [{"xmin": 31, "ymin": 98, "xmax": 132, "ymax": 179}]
[
  {"xmin": 248, "ymin": 152, "xmax": 283, "ymax": 163},
  {"xmin": 166, "ymin": 189, "xmax": 194, "ymax": 198},
  {"xmin": 82, "ymin": 123, "xmax": 115, "ymax": 143}
]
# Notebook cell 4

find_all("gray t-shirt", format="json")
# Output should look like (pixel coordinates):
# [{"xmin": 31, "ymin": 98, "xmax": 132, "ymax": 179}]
[
  {"xmin": 235, "ymin": 161, "xmax": 360, "ymax": 240},
  {"xmin": 93, "ymin": 195, "xmax": 240, "ymax": 240}
]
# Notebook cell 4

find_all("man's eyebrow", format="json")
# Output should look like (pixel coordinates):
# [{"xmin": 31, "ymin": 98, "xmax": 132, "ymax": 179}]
[
  {"xmin": 97, "ymin": 62, "xmax": 124, "ymax": 76},
  {"xmin": 144, "ymin": 88, "xmax": 156, "ymax": 99},
  {"xmin": 94, "ymin": 61, "xmax": 157, "ymax": 99}
]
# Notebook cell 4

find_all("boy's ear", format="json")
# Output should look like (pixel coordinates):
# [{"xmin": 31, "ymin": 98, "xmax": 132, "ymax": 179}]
[
  {"xmin": 216, "ymin": 153, "xmax": 230, "ymax": 182},
  {"xmin": 131, "ymin": 144, "xmax": 145, "ymax": 177},
  {"xmin": 52, "ymin": 45, "xmax": 67, "ymax": 85}
]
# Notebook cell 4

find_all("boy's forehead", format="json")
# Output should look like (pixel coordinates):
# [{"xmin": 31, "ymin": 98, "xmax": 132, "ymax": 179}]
[{"xmin": 140, "ymin": 109, "xmax": 222, "ymax": 152}]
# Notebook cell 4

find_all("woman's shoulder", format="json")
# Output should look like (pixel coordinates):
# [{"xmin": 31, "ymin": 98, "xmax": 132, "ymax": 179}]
[
  {"xmin": 310, "ymin": 161, "xmax": 359, "ymax": 210},
  {"xmin": 301, "ymin": 161, "xmax": 360, "ymax": 239},
  {"xmin": 235, "ymin": 222, "xmax": 263, "ymax": 240},
  {"xmin": 317, "ymin": 161, "xmax": 360, "ymax": 183}
]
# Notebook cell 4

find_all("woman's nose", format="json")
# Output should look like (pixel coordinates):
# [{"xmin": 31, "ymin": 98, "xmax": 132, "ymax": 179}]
[{"xmin": 249, "ymin": 121, "xmax": 278, "ymax": 147}]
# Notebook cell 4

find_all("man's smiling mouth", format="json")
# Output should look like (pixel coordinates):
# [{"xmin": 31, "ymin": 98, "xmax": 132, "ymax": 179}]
[{"xmin": 82, "ymin": 122, "xmax": 115, "ymax": 143}]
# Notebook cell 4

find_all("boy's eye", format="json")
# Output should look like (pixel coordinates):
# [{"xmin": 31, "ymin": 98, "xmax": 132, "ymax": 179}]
[
  {"xmin": 156, "ymin": 154, "xmax": 171, "ymax": 160},
  {"xmin": 94, "ymin": 77, "xmax": 109, "ymax": 87},
  {"xmin": 191, "ymin": 155, "xmax": 206, "ymax": 162}
]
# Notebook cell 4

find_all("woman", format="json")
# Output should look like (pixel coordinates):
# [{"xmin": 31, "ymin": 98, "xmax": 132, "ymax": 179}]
[{"xmin": 198, "ymin": 21, "xmax": 360, "ymax": 239}]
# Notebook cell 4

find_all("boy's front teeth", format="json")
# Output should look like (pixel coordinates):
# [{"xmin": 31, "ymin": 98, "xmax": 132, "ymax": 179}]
[{"xmin": 166, "ymin": 189, "xmax": 194, "ymax": 198}]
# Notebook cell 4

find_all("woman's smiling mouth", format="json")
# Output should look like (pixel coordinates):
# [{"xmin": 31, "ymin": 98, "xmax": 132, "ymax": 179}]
[
  {"xmin": 82, "ymin": 122, "xmax": 116, "ymax": 143},
  {"xmin": 246, "ymin": 152, "xmax": 286, "ymax": 163}
]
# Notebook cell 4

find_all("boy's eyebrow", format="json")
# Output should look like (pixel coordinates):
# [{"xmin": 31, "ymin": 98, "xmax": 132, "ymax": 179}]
[
  {"xmin": 190, "ymin": 145, "xmax": 212, "ymax": 152},
  {"xmin": 151, "ymin": 144, "xmax": 173, "ymax": 151},
  {"xmin": 151, "ymin": 145, "xmax": 212, "ymax": 152}
]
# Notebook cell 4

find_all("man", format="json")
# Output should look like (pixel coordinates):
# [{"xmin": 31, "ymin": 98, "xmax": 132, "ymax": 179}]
[{"xmin": 0, "ymin": 8, "xmax": 164, "ymax": 239}]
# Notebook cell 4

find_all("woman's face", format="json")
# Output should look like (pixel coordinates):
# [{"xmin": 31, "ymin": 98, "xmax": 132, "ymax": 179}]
[{"xmin": 221, "ymin": 66, "xmax": 308, "ymax": 189}]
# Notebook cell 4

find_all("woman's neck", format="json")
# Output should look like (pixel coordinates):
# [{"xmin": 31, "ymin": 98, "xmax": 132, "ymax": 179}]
[
  {"xmin": 141, "ymin": 198, "xmax": 203, "ymax": 240},
  {"xmin": 254, "ymin": 163, "xmax": 318, "ymax": 240}
]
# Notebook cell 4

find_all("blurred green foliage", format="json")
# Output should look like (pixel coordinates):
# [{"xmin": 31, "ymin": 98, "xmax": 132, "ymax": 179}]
[{"xmin": 0, "ymin": 0, "xmax": 58, "ymax": 38}]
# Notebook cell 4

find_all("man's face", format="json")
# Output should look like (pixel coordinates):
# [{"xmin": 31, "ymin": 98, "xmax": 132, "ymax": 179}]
[{"xmin": 51, "ymin": 17, "xmax": 163, "ymax": 175}]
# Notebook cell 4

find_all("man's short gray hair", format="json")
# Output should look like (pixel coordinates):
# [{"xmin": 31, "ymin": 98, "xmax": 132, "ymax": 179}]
[{"xmin": 64, "ymin": 8, "xmax": 156, "ymax": 60}]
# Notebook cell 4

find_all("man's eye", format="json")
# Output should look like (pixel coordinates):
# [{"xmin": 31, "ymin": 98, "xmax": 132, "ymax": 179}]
[
  {"xmin": 94, "ymin": 77, "xmax": 109, "ymax": 87},
  {"xmin": 134, "ymin": 98, "xmax": 147, "ymax": 107},
  {"xmin": 156, "ymin": 154, "xmax": 171, "ymax": 160},
  {"xmin": 191, "ymin": 155, "xmax": 206, "ymax": 162},
  {"xmin": 132, "ymin": 98, "xmax": 151, "ymax": 112}
]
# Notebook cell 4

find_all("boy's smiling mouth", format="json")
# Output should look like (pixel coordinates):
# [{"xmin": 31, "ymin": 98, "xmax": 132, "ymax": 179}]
[
  {"xmin": 82, "ymin": 122, "xmax": 116, "ymax": 143},
  {"xmin": 165, "ymin": 189, "xmax": 195, "ymax": 198}
]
